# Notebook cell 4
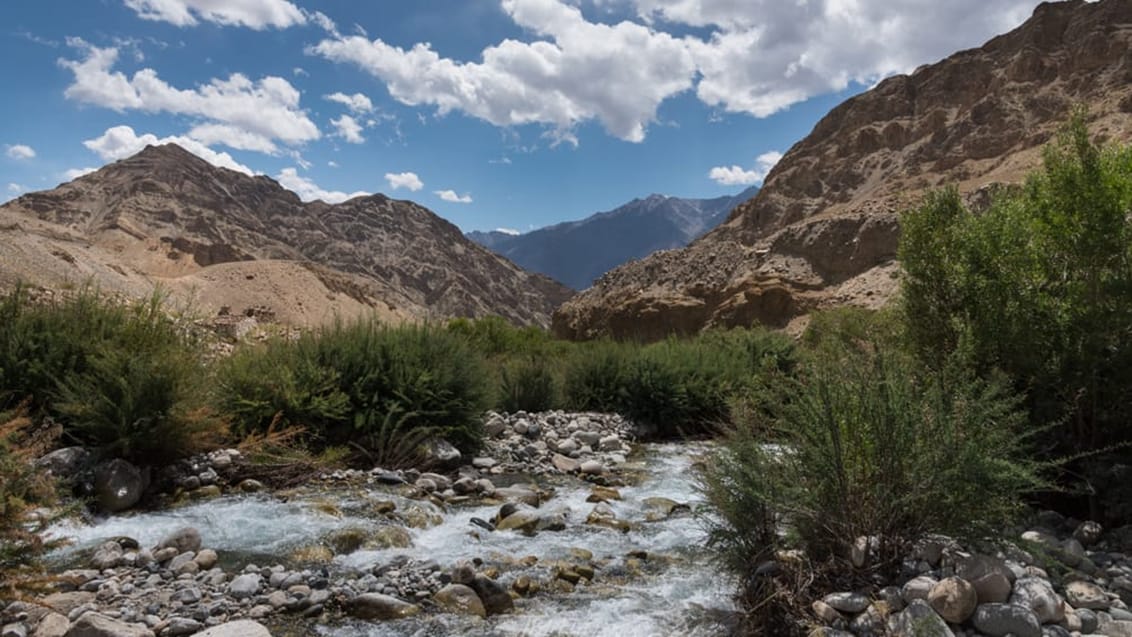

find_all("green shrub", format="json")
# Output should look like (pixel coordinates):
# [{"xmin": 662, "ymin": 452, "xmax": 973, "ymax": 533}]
[
  {"xmin": 562, "ymin": 340, "xmax": 631, "ymax": 413},
  {"xmin": 497, "ymin": 356, "xmax": 558, "ymax": 412},
  {"xmin": 218, "ymin": 320, "xmax": 490, "ymax": 455},
  {"xmin": 704, "ymin": 336, "xmax": 1043, "ymax": 584}
]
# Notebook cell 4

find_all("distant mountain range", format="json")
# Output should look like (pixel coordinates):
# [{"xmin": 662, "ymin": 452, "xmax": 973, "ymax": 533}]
[{"xmin": 466, "ymin": 187, "xmax": 758, "ymax": 290}]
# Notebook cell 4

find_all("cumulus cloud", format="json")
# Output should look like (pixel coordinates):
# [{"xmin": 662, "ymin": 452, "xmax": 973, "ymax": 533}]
[
  {"xmin": 83, "ymin": 125, "xmax": 255, "ymax": 175},
  {"xmin": 7, "ymin": 183, "xmax": 23, "ymax": 193},
  {"xmin": 325, "ymin": 92, "xmax": 373, "ymax": 114},
  {"xmin": 384, "ymin": 171, "xmax": 423, "ymax": 192},
  {"xmin": 187, "ymin": 123, "xmax": 279, "ymax": 153},
  {"xmin": 6, "ymin": 144, "xmax": 36, "ymax": 160},
  {"xmin": 308, "ymin": 0, "xmax": 696, "ymax": 142},
  {"xmin": 60, "ymin": 39, "xmax": 319, "ymax": 151},
  {"xmin": 64, "ymin": 167, "xmax": 98, "ymax": 180},
  {"xmin": 276, "ymin": 167, "xmax": 369, "ymax": 204},
  {"xmin": 310, "ymin": 0, "xmax": 1032, "ymax": 143},
  {"xmin": 709, "ymin": 150, "xmax": 783, "ymax": 186},
  {"xmin": 330, "ymin": 115, "xmax": 365, "ymax": 144},
  {"xmin": 435, "ymin": 189, "xmax": 472, "ymax": 204},
  {"xmin": 122, "ymin": 0, "xmax": 306, "ymax": 29}
]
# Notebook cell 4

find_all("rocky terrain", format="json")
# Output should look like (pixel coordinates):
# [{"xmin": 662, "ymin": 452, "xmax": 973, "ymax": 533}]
[
  {"xmin": 0, "ymin": 145, "xmax": 573, "ymax": 328},
  {"xmin": 554, "ymin": 0, "xmax": 1132, "ymax": 340},
  {"xmin": 467, "ymin": 187, "xmax": 758, "ymax": 291}
]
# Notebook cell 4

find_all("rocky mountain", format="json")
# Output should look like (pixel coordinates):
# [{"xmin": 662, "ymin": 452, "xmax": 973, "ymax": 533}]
[
  {"xmin": 467, "ymin": 188, "xmax": 757, "ymax": 291},
  {"xmin": 554, "ymin": 0, "xmax": 1132, "ymax": 340},
  {"xmin": 0, "ymin": 144, "xmax": 573, "ymax": 327}
]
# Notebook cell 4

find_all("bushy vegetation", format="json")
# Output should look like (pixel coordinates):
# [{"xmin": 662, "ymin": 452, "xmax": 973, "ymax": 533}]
[
  {"xmin": 0, "ymin": 288, "xmax": 220, "ymax": 464},
  {"xmin": 217, "ymin": 320, "xmax": 491, "ymax": 454}
]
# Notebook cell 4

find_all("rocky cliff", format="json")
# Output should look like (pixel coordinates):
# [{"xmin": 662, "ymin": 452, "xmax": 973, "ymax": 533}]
[
  {"xmin": 467, "ymin": 187, "xmax": 757, "ymax": 290},
  {"xmin": 554, "ymin": 0, "xmax": 1132, "ymax": 340},
  {"xmin": 0, "ymin": 144, "xmax": 573, "ymax": 327}
]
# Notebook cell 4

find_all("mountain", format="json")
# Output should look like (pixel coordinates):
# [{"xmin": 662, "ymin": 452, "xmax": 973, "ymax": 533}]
[
  {"xmin": 0, "ymin": 144, "xmax": 573, "ymax": 327},
  {"xmin": 554, "ymin": 0, "xmax": 1132, "ymax": 340},
  {"xmin": 466, "ymin": 187, "xmax": 758, "ymax": 290}
]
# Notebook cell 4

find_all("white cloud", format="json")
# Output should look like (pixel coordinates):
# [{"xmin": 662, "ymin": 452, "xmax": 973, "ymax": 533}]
[
  {"xmin": 435, "ymin": 189, "xmax": 473, "ymax": 204},
  {"xmin": 187, "ymin": 123, "xmax": 278, "ymax": 153},
  {"xmin": 311, "ymin": 0, "xmax": 1033, "ymax": 142},
  {"xmin": 384, "ymin": 171, "xmax": 423, "ymax": 192},
  {"xmin": 495, "ymin": 227, "xmax": 521, "ymax": 235},
  {"xmin": 6, "ymin": 144, "xmax": 36, "ymax": 160},
  {"xmin": 327, "ymin": 160, "xmax": 339, "ymax": 168},
  {"xmin": 83, "ymin": 125, "xmax": 255, "ymax": 175},
  {"xmin": 7, "ymin": 183, "xmax": 23, "ymax": 193},
  {"xmin": 64, "ymin": 167, "xmax": 98, "ymax": 180},
  {"xmin": 325, "ymin": 92, "xmax": 373, "ymax": 114},
  {"xmin": 292, "ymin": 67, "xmax": 308, "ymax": 77},
  {"xmin": 60, "ymin": 40, "xmax": 319, "ymax": 150},
  {"xmin": 308, "ymin": 0, "xmax": 696, "ymax": 142},
  {"xmin": 276, "ymin": 168, "xmax": 369, "ymax": 204},
  {"xmin": 330, "ymin": 115, "xmax": 365, "ymax": 144},
  {"xmin": 709, "ymin": 150, "xmax": 783, "ymax": 186},
  {"xmin": 122, "ymin": 0, "xmax": 306, "ymax": 29}
]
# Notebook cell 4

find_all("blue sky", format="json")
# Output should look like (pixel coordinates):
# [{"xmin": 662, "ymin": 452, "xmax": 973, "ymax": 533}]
[{"xmin": 1, "ymin": 0, "xmax": 1038, "ymax": 233}]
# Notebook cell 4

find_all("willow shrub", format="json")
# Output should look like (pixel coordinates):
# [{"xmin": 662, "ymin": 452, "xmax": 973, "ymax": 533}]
[
  {"xmin": 218, "ymin": 320, "xmax": 490, "ymax": 454},
  {"xmin": 703, "ymin": 325, "xmax": 1044, "ymax": 584},
  {"xmin": 497, "ymin": 356, "xmax": 559, "ymax": 413}
]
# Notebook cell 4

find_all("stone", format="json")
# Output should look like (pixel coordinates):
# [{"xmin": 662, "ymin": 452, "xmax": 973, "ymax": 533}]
[
  {"xmin": 1077, "ymin": 608, "xmax": 1099, "ymax": 632},
  {"xmin": 433, "ymin": 584, "xmax": 486, "ymax": 618},
  {"xmin": 348, "ymin": 594, "xmax": 421, "ymax": 620},
  {"xmin": 579, "ymin": 460, "xmax": 604, "ymax": 475},
  {"xmin": 471, "ymin": 457, "xmax": 496, "ymax": 469},
  {"xmin": 494, "ymin": 486, "xmax": 540, "ymax": 507},
  {"xmin": 575, "ymin": 431, "xmax": 601, "ymax": 447},
  {"xmin": 972, "ymin": 603, "xmax": 1041, "ymax": 637},
  {"xmin": 598, "ymin": 434, "xmax": 622, "ymax": 451},
  {"xmin": 823, "ymin": 592, "xmax": 870, "ymax": 614},
  {"xmin": 237, "ymin": 479, "xmax": 265, "ymax": 493},
  {"xmin": 469, "ymin": 574, "xmax": 513, "ymax": 615},
  {"xmin": 555, "ymin": 439, "xmax": 578, "ymax": 455},
  {"xmin": 927, "ymin": 576, "xmax": 977, "ymax": 624},
  {"xmin": 642, "ymin": 497, "xmax": 688, "ymax": 520},
  {"xmin": 902, "ymin": 576, "xmax": 938, "ymax": 603},
  {"xmin": 42, "ymin": 593, "xmax": 95, "ymax": 616},
  {"xmin": 367, "ymin": 526, "xmax": 413, "ymax": 549},
  {"xmin": 1010, "ymin": 576, "xmax": 1064, "ymax": 624},
  {"xmin": 35, "ymin": 447, "xmax": 90, "ymax": 478},
  {"xmin": 193, "ymin": 549, "xmax": 218, "ymax": 570},
  {"xmin": 228, "ymin": 574, "xmax": 262, "ymax": 600},
  {"xmin": 586, "ymin": 486, "xmax": 622, "ymax": 503},
  {"xmin": 889, "ymin": 599, "xmax": 954, "ymax": 637},
  {"xmin": 422, "ymin": 439, "xmax": 462, "ymax": 468},
  {"xmin": 1074, "ymin": 520, "xmax": 1104, "ymax": 546},
  {"xmin": 812, "ymin": 600, "xmax": 843, "ymax": 625},
  {"xmin": 162, "ymin": 618, "xmax": 201, "ymax": 636},
  {"xmin": 33, "ymin": 613, "xmax": 69, "ymax": 637},
  {"xmin": 90, "ymin": 542, "xmax": 123, "ymax": 571},
  {"xmin": 957, "ymin": 555, "xmax": 1015, "ymax": 603},
  {"xmin": 156, "ymin": 527, "xmax": 202, "ymax": 554},
  {"xmin": 3, "ymin": 624, "xmax": 27, "ymax": 637},
  {"xmin": 551, "ymin": 454, "xmax": 580, "ymax": 473},
  {"xmin": 1066, "ymin": 580, "xmax": 1110, "ymax": 610},
  {"xmin": 92, "ymin": 460, "xmax": 145, "ymax": 513},
  {"xmin": 1101, "ymin": 621, "xmax": 1132, "ymax": 637},
  {"xmin": 190, "ymin": 619, "xmax": 271, "ymax": 637},
  {"xmin": 450, "ymin": 562, "xmax": 476, "ymax": 586},
  {"xmin": 63, "ymin": 613, "xmax": 154, "ymax": 637}
]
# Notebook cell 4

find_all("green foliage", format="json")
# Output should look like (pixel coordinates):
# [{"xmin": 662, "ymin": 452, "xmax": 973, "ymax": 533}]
[
  {"xmin": 446, "ymin": 316, "xmax": 559, "ymax": 358},
  {"xmin": 562, "ymin": 340, "xmax": 632, "ymax": 413},
  {"xmin": 497, "ymin": 356, "xmax": 558, "ymax": 412},
  {"xmin": 0, "ymin": 288, "xmax": 219, "ymax": 464},
  {"xmin": 899, "ymin": 110, "xmax": 1132, "ymax": 465},
  {"xmin": 703, "ymin": 326, "xmax": 1044, "ymax": 582},
  {"xmin": 217, "ymin": 320, "xmax": 490, "ymax": 454}
]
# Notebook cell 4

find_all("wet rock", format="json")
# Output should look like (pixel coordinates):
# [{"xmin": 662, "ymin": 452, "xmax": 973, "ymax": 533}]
[
  {"xmin": 325, "ymin": 527, "xmax": 371, "ymax": 554},
  {"xmin": 1066, "ymin": 580, "xmax": 1109, "ymax": 610},
  {"xmin": 469, "ymin": 574, "xmax": 513, "ymax": 616},
  {"xmin": 289, "ymin": 545, "xmax": 333, "ymax": 563},
  {"xmin": 889, "ymin": 599, "xmax": 953, "ymax": 637},
  {"xmin": 586, "ymin": 503, "xmax": 631, "ymax": 533},
  {"xmin": 191, "ymin": 620, "xmax": 271, "ymax": 637},
  {"xmin": 972, "ymin": 603, "xmax": 1041, "ymax": 637},
  {"xmin": 92, "ymin": 460, "xmax": 145, "ymax": 513},
  {"xmin": 493, "ymin": 487, "xmax": 540, "ymax": 507},
  {"xmin": 927, "ymin": 576, "xmax": 977, "ymax": 624},
  {"xmin": 348, "ymin": 593, "xmax": 421, "ymax": 620},
  {"xmin": 433, "ymin": 584, "xmax": 486, "ymax": 618},
  {"xmin": 586, "ymin": 486, "xmax": 622, "ymax": 502},
  {"xmin": 642, "ymin": 497, "xmax": 689, "ymax": 521},
  {"xmin": 64, "ymin": 613, "xmax": 154, "ymax": 637},
  {"xmin": 367, "ymin": 526, "xmax": 413, "ymax": 549}
]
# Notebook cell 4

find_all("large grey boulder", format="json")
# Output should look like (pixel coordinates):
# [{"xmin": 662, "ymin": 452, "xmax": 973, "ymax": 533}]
[
  {"xmin": 92, "ymin": 460, "xmax": 145, "ymax": 513},
  {"xmin": 1009, "ymin": 576, "xmax": 1064, "ymax": 624},
  {"xmin": 433, "ymin": 584, "xmax": 486, "ymax": 618},
  {"xmin": 971, "ymin": 603, "xmax": 1041, "ymax": 637},
  {"xmin": 888, "ymin": 599, "xmax": 954, "ymax": 637},
  {"xmin": 35, "ymin": 447, "xmax": 91, "ymax": 478},
  {"xmin": 63, "ymin": 613, "xmax": 154, "ymax": 637},
  {"xmin": 189, "ymin": 621, "xmax": 272, "ymax": 637},
  {"xmin": 927, "ymin": 576, "xmax": 977, "ymax": 624},
  {"xmin": 957, "ymin": 555, "xmax": 1015, "ymax": 604},
  {"xmin": 227, "ymin": 574, "xmax": 262, "ymax": 600}
]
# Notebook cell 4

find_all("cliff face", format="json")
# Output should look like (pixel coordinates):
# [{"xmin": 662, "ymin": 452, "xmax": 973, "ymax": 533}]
[
  {"xmin": 554, "ymin": 0, "xmax": 1132, "ymax": 340},
  {"xmin": 0, "ymin": 144, "xmax": 573, "ymax": 328}
]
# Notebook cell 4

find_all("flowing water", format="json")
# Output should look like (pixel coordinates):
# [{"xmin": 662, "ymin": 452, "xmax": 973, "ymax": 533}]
[{"xmin": 51, "ymin": 443, "xmax": 737, "ymax": 637}]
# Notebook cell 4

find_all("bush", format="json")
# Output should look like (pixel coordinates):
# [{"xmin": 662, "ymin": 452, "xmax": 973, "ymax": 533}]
[
  {"xmin": 703, "ymin": 329, "xmax": 1043, "ymax": 584},
  {"xmin": 562, "ymin": 341, "xmax": 631, "ymax": 413},
  {"xmin": 497, "ymin": 356, "xmax": 558, "ymax": 412},
  {"xmin": 217, "ymin": 320, "xmax": 490, "ymax": 455}
]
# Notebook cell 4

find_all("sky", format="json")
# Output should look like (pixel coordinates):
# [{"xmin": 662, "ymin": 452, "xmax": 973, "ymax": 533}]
[{"xmin": 1, "ymin": 0, "xmax": 1039, "ymax": 233}]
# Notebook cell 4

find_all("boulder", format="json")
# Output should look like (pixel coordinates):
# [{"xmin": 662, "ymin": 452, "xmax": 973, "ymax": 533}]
[
  {"xmin": 92, "ymin": 460, "xmax": 145, "ymax": 513},
  {"xmin": 228, "ymin": 574, "xmax": 262, "ymax": 600},
  {"xmin": 1009, "ymin": 576, "xmax": 1064, "ymax": 623},
  {"xmin": 1101, "ymin": 621, "xmax": 1132, "ymax": 637},
  {"xmin": 902, "ymin": 576, "xmax": 938, "ymax": 603},
  {"xmin": 35, "ymin": 447, "xmax": 90, "ymax": 478},
  {"xmin": 822, "ymin": 592, "xmax": 870, "ymax": 614},
  {"xmin": 433, "ymin": 584, "xmax": 486, "ymax": 618},
  {"xmin": 469, "ymin": 574, "xmax": 513, "ymax": 615},
  {"xmin": 1065, "ymin": 580, "xmax": 1109, "ymax": 610},
  {"xmin": 1073, "ymin": 520, "xmax": 1103, "ymax": 546},
  {"xmin": 33, "ymin": 613, "xmax": 69, "ymax": 637},
  {"xmin": 493, "ymin": 486, "xmax": 540, "ymax": 507},
  {"xmin": 579, "ymin": 460, "xmax": 604, "ymax": 475},
  {"xmin": 889, "ymin": 599, "xmax": 954, "ymax": 637},
  {"xmin": 957, "ymin": 555, "xmax": 1015, "ymax": 603},
  {"xmin": 63, "ymin": 613, "xmax": 154, "ymax": 637},
  {"xmin": 551, "ymin": 454, "xmax": 580, "ymax": 473},
  {"xmin": 421, "ymin": 438, "xmax": 462, "ymax": 469},
  {"xmin": 927, "ymin": 577, "xmax": 977, "ymax": 624},
  {"xmin": 156, "ymin": 527, "xmax": 202, "ymax": 554},
  {"xmin": 367, "ymin": 526, "xmax": 413, "ymax": 549},
  {"xmin": 90, "ymin": 542, "xmax": 123, "ymax": 571},
  {"xmin": 971, "ymin": 603, "xmax": 1041, "ymax": 637},
  {"xmin": 348, "ymin": 593, "xmax": 421, "ymax": 620},
  {"xmin": 194, "ymin": 549, "xmax": 218, "ymax": 570},
  {"xmin": 190, "ymin": 620, "xmax": 272, "ymax": 637}
]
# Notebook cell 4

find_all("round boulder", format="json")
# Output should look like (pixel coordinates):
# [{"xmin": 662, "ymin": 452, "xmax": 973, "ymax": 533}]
[
  {"xmin": 92, "ymin": 459, "xmax": 146, "ymax": 513},
  {"xmin": 927, "ymin": 576, "xmax": 977, "ymax": 624},
  {"xmin": 433, "ymin": 584, "xmax": 486, "ymax": 618},
  {"xmin": 971, "ymin": 603, "xmax": 1040, "ymax": 637}
]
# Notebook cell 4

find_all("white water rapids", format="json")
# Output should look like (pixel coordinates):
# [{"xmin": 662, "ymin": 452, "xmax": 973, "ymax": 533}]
[{"xmin": 51, "ymin": 443, "xmax": 737, "ymax": 636}]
